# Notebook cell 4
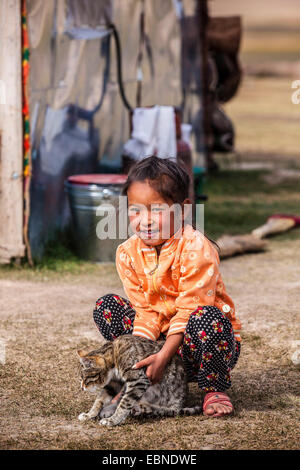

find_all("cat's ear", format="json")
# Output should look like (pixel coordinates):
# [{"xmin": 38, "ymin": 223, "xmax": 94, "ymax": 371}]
[
  {"xmin": 77, "ymin": 349, "xmax": 95, "ymax": 368},
  {"xmin": 77, "ymin": 349, "xmax": 88, "ymax": 358}
]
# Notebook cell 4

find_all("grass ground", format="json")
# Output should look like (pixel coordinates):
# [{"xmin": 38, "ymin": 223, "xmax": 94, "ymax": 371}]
[
  {"xmin": 1, "ymin": 2, "xmax": 300, "ymax": 449},
  {"xmin": 1, "ymin": 164, "xmax": 300, "ymax": 450},
  {"xmin": 0, "ymin": 234, "xmax": 299, "ymax": 450}
]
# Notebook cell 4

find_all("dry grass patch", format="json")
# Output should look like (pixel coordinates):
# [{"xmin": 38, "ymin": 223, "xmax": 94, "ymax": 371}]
[{"xmin": 0, "ymin": 238, "xmax": 299, "ymax": 450}]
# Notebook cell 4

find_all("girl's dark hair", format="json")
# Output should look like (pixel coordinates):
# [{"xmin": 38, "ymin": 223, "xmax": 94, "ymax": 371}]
[{"xmin": 121, "ymin": 156, "xmax": 220, "ymax": 252}]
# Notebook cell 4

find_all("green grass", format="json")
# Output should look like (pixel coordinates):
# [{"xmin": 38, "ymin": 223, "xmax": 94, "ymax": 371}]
[
  {"xmin": 0, "ymin": 227, "xmax": 103, "ymax": 279},
  {"xmin": 202, "ymin": 169, "xmax": 300, "ymax": 240},
  {"xmin": 33, "ymin": 228, "xmax": 82, "ymax": 270},
  {"xmin": 203, "ymin": 168, "xmax": 298, "ymax": 196}
]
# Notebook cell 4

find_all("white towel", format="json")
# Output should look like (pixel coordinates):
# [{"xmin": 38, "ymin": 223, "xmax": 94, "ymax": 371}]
[
  {"xmin": 131, "ymin": 106, "xmax": 157, "ymax": 145},
  {"xmin": 123, "ymin": 106, "xmax": 177, "ymax": 161},
  {"xmin": 156, "ymin": 106, "xmax": 177, "ymax": 159}
]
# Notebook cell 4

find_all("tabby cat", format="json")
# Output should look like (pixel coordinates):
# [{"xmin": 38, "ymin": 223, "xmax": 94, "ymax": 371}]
[{"xmin": 77, "ymin": 334, "xmax": 201, "ymax": 426}]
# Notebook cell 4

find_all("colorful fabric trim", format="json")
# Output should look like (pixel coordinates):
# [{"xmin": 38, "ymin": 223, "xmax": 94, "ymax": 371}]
[{"xmin": 22, "ymin": 0, "xmax": 33, "ymax": 265}]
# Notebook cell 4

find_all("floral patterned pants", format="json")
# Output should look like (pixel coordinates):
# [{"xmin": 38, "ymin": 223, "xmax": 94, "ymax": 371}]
[{"xmin": 93, "ymin": 293, "xmax": 241, "ymax": 392}]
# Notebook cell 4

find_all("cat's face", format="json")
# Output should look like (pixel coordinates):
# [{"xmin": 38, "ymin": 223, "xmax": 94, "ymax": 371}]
[{"xmin": 77, "ymin": 349, "xmax": 108, "ymax": 394}]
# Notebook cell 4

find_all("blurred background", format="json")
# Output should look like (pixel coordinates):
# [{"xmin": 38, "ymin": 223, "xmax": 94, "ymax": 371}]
[
  {"xmin": 1, "ymin": 0, "xmax": 300, "ymax": 267},
  {"xmin": 212, "ymin": 0, "xmax": 300, "ymax": 161}
]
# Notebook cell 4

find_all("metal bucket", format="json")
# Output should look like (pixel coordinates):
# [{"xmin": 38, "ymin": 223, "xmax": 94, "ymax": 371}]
[{"xmin": 65, "ymin": 174, "xmax": 128, "ymax": 262}]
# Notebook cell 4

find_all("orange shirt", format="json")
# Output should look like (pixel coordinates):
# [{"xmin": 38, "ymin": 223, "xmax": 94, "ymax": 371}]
[{"xmin": 115, "ymin": 224, "xmax": 242, "ymax": 342}]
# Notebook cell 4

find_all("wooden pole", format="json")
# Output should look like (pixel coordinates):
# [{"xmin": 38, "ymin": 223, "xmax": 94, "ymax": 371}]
[
  {"xmin": 196, "ymin": 0, "xmax": 218, "ymax": 172},
  {"xmin": 0, "ymin": 0, "xmax": 25, "ymax": 264}
]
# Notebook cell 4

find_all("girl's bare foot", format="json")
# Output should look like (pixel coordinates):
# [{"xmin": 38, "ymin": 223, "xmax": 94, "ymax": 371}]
[{"xmin": 203, "ymin": 392, "xmax": 234, "ymax": 418}]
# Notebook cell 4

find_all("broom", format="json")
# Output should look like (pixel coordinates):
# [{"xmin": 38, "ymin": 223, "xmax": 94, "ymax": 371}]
[
  {"xmin": 217, "ymin": 214, "xmax": 300, "ymax": 259},
  {"xmin": 216, "ymin": 233, "xmax": 268, "ymax": 259},
  {"xmin": 251, "ymin": 214, "xmax": 300, "ymax": 239}
]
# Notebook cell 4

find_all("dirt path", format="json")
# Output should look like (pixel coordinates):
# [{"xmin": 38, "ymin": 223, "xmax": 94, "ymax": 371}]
[{"xmin": 0, "ymin": 238, "xmax": 299, "ymax": 450}]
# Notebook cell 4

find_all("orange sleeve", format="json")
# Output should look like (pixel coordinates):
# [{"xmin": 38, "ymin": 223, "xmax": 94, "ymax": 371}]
[
  {"xmin": 115, "ymin": 245, "xmax": 161, "ymax": 340},
  {"xmin": 167, "ymin": 234, "xmax": 220, "ymax": 338}
]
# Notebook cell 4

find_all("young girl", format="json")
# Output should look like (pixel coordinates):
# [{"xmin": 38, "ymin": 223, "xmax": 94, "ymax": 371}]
[{"xmin": 93, "ymin": 156, "xmax": 241, "ymax": 418}]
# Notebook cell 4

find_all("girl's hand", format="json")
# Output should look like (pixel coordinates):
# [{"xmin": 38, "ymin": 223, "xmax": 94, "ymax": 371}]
[
  {"xmin": 132, "ymin": 332, "xmax": 183, "ymax": 384},
  {"xmin": 132, "ymin": 352, "xmax": 168, "ymax": 384}
]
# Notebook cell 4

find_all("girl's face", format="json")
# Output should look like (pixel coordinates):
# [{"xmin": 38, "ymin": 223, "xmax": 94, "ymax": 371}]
[{"xmin": 127, "ymin": 180, "xmax": 190, "ymax": 250}]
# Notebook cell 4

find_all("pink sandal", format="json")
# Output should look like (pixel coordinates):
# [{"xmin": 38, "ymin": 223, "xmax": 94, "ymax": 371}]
[{"xmin": 203, "ymin": 392, "xmax": 234, "ymax": 417}]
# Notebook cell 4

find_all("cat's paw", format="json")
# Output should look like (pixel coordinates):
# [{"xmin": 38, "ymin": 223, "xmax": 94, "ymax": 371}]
[
  {"xmin": 131, "ymin": 404, "xmax": 142, "ymax": 416},
  {"xmin": 99, "ymin": 417, "xmax": 116, "ymax": 427},
  {"xmin": 131, "ymin": 403, "xmax": 152, "ymax": 416},
  {"xmin": 78, "ymin": 412, "xmax": 90, "ymax": 422}
]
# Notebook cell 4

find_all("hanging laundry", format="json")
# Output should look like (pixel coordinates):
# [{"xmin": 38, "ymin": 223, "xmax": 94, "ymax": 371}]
[{"xmin": 123, "ymin": 106, "xmax": 177, "ymax": 161}]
